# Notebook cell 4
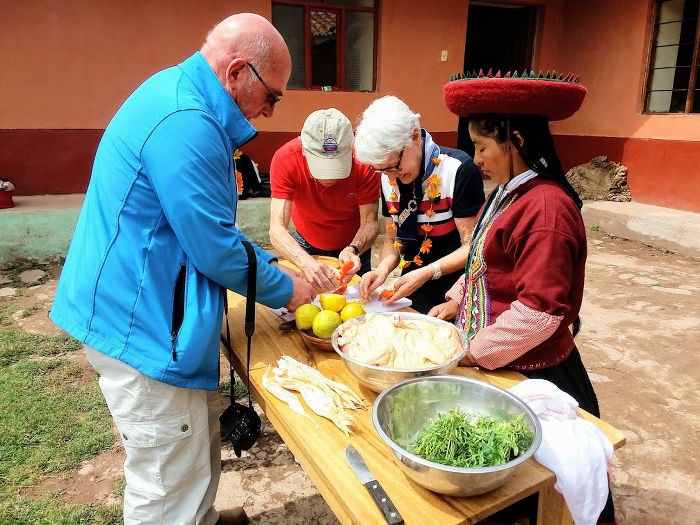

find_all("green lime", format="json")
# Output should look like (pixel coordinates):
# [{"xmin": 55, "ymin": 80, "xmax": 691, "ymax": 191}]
[
  {"xmin": 312, "ymin": 310, "xmax": 343, "ymax": 339},
  {"xmin": 294, "ymin": 303, "xmax": 321, "ymax": 330},
  {"xmin": 340, "ymin": 302, "xmax": 365, "ymax": 322}
]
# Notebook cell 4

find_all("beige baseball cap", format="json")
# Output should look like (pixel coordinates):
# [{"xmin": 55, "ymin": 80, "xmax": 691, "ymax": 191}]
[{"xmin": 300, "ymin": 108, "xmax": 353, "ymax": 180}]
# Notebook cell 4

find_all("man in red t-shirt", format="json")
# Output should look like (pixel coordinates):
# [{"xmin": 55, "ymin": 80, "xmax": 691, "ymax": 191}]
[{"xmin": 270, "ymin": 108, "xmax": 380, "ymax": 292}]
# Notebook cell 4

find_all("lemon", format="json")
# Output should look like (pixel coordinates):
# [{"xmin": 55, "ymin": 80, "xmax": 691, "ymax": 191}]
[
  {"xmin": 319, "ymin": 293, "xmax": 346, "ymax": 312},
  {"xmin": 294, "ymin": 303, "xmax": 321, "ymax": 330},
  {"xmin": 312, "ymin": 310, "xmax": 342, "ymax": 339},
  {"xmin": 340, "ymin": 302, "xmax": 365, "ymax": 322}
]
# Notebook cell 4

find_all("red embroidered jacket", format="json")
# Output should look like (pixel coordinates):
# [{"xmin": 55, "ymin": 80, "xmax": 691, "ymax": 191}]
[{"xmin": 453, "ymin": 178, "xmax": 586, "ymax": 370}]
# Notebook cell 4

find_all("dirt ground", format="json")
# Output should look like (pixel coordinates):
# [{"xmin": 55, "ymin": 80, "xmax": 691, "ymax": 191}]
[{"xmin": 2, "ymin": 229, "xmax": 699, "ymax": 524}]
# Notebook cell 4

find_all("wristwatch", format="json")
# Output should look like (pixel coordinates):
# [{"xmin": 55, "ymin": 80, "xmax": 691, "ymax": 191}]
[{"xmin": 346, "ymin": 244, "xmax": 360, "ymax": 255}]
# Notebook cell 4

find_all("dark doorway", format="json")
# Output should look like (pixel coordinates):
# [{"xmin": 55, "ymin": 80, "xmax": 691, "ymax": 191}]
[{"xmin": 457, "ymin": 3, "xmax": 537, "ymax": 155}]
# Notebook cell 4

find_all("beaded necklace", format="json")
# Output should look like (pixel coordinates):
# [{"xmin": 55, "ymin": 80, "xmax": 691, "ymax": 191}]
[{"xmin": 386, "ymin": 157, "xmax": 443, "ymax": 269}]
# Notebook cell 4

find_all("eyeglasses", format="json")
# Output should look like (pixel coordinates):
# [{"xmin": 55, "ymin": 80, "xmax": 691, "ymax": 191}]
[
  {"xmin": 373, "ymin": 148, "xmax": 404, "ymax": 173},
  {"xmin": 247, "ymin": 62, "xmax": 281, "ymax": 107}
]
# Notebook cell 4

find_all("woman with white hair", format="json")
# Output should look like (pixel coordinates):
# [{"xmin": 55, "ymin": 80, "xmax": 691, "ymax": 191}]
[{"xmin": 353, "ymin": 95, "xmax": 485, "ymax": 313}]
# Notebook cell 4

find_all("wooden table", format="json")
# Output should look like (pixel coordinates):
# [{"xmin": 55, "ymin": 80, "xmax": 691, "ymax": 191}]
[{"xmin": 223, "ymin": 291, "xmax": 625, "ymax": 525}]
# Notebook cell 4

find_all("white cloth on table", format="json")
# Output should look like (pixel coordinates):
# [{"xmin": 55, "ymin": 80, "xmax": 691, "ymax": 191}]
[{"xmin": 510, "ymin": 379, "xmax": 613, "ymax": 525}]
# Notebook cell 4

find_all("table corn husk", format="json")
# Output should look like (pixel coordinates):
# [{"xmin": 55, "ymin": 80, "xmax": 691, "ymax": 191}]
[{"xmin": 262, "ymin": 355, "xmax": 365, "ymax": 435}]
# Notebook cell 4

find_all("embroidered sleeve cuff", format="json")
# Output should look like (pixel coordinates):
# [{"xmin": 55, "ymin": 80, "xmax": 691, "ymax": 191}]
[
  {"xmin": 445, "ymin": 275, "xmax": 466, "ymax": 304},
  {"xmin": 469, "ymin": 300, "xmax": 564, "ymax": 369}
]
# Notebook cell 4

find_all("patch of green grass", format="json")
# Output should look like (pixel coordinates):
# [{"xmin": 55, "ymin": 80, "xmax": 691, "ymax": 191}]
[
  {"xmin": 0, "ymin": 358, "xmax": 114, "ymax": 485},
  {"xmin": 218, "ymin": 375, "xmax": 249, "ymax": 400},
  {"xmin": 0, "ymin": 305, "xmax": 20, "ymax": 328},
  {"xmin": 234, "ymin": 378, "xmax": 249, "ymax": 399},
  {"xmin": 0, "ymin": 330, "xmax": 119, "ymax": 523},
  {"xmin": 0, "ymin": 493, "xmax": 122, "ymax": 525},
  {"xmin": 21, "ymin": 305, "xmax": 42, "ymax": 318},
  {"xmin": 0, "ymin": 330, "xmax": 82, "ymax": 367},
  {"xmin": 112, "ymin": 475, "xmax": 125, "ymax": 499},
  {"xmin": 218, "ymin": 375, "xmax": 231, "ymax": 397},
  {"xmin": 590, "ymin": 225, "xmax": 601, "ymax": 232}
]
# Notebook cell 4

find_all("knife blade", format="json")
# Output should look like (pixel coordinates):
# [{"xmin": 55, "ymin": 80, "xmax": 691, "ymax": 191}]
[{"xmin": 345, "ymin": 445, "xmax": 404, "ymax": 524}]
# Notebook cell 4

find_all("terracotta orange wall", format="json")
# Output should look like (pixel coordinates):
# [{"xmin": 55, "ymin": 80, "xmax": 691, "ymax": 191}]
[
  {"xmin": 246, "ymin": 0, "xmax": 470, "ymax": 172},
  {"xmin": 1, "ymin": 0, "xmax": 268, "ymax": 194},
  {"xmin": 1, "ymin": 0, "xmax": 469, "ymax": 195},
  {"xmin": 269, "ymin": 0, "xmax": 469, "ymax": 132},
  {"xmin": 6, "ymin": 0, "xmax": 699, "ymax": 211},
  {"xmin": 472, "ymin": 0, "xmax": 700, "ymax": 212},
  {"xmin": 1, "ymin": 0, "xmax": 270, "ymax": 128},
  {"xmin": 548, "ymin": 0, "xmax": 700, "ymax": 212}
]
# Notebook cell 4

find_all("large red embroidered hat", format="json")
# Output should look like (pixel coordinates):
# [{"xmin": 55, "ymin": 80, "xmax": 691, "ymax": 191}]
[{"xmin": 443, "ymin": 69, "xmax": 586, "ymax": 121}]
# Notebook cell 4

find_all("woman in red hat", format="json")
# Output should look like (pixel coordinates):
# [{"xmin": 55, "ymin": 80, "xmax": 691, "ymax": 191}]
[{"xmin": 431, "ymin": 71, "xmax": 616, "ymax": 525}]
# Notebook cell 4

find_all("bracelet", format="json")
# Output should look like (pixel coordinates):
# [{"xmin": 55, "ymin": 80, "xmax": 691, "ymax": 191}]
[
  {"xmin": 346, "ymin": 244, "xmax": 360, "ymax": 255},
  {"xmin": 430, "ymin": 262, "xmax": 442, "ymax": 280}
]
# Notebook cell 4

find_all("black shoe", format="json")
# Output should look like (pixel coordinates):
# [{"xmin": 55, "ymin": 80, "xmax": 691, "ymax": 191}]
[{"xmin": 216, "ymin": 507, "xmax": 249, "ymax": 525}]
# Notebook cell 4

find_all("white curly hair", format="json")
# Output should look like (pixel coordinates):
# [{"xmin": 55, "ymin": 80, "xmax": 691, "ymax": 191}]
[{"xmin": 353, "ymin": 96, "xmax": 421, "ymax": 167}]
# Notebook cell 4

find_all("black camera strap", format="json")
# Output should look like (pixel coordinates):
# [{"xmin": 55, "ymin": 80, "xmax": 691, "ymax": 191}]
[
  {"xmin": 222, "ymin": 240, "xmax": 256, "ymax": 408},
  {"xmin": 219, "ymin": 241, "xmax": 262, "ymax": 457}
]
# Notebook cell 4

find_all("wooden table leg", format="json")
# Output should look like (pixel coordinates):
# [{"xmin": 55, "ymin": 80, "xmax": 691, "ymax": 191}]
[{"xmin": 537, "ymin": 484, "xmax": 573, "ymax": 525}]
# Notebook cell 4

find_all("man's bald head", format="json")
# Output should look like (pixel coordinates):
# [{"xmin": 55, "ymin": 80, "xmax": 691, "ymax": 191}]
[
  {"xmin": 200, "ymin": 13, "xmax": 291, "ymax": 119},
  {"xmin": 201, "ymin": 13, "xmax": 290, "ymax": 80}
]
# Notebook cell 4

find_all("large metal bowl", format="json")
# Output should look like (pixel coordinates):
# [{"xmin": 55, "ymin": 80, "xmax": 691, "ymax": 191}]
[
  {"xmin": 330, "ymin": 312, "xmax": 469, "ymax": 393},
  {"xmin": 372, "ymin": 375, "xmax": 542, "ymax": 496}
]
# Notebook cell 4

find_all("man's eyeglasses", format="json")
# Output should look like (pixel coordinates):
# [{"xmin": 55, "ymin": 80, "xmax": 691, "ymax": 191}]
[
  {"xmin": 373, "ymin": 148, "xmax": 404, "ymax": 173},
  {"xmin": 247, "ymin": 62, "xmax": 281, "ymax": 107}
]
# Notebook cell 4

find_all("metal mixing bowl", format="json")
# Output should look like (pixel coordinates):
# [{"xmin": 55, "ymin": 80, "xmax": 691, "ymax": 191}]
[
  {"xmin": 330, "ymin": 312, "xmax": 469, "ymax": 393},
  {"xmin": 372, "ymin": 375, "xmax": 542, "ymax": 496}
]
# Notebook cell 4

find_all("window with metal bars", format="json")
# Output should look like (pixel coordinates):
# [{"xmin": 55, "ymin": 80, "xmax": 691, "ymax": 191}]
[
  {"xmin": 645, "ymin": 0, "xmax": 700, "ymax": 113},
  {"xmin": 272, "ymin": 0, "xmax": 377, "ymax": 92}
]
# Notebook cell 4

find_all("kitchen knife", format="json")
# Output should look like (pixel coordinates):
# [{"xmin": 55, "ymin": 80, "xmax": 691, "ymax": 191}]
[
  {"xmin": 345, "ymin": 445, "xmax": 404, "ymax": 524},
  {"xmin": 278, "ymin": 319, "xmax": 296, "ymax": 331}
]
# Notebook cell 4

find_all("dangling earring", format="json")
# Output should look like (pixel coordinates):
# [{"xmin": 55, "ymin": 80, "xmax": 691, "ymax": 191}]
[{"xmin": 533, "ymin": 156, "xmax": 549, "ymax": 172}]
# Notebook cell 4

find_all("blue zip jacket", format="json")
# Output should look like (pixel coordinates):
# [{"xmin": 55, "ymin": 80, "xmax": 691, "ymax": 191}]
[{"xmin": 50, "ymin": 52, "xmax": 293, "ymax": 390}]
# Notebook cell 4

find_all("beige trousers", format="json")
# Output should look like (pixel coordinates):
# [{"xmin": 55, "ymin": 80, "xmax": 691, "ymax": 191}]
[{"xmin": 85, "ymin": 346, "xmax": 221, "ymax": 525}]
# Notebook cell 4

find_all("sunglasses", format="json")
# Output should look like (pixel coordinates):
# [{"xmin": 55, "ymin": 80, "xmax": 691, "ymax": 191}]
[
  {"xmin": 247, "ymin": 62, "xmax": 281, "ymax": 107},
  {"xmin": 372, "ymin": 148, "xmax": 404, "ymax": 173}
]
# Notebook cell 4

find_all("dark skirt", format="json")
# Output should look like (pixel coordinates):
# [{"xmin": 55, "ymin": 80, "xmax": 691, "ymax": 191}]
[{"xmin": 522, "ymin": 346, "xmax": 601, "ymax": 417}]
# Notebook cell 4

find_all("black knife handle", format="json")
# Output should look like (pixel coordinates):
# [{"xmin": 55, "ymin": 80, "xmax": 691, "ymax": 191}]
[{"xmin": 364, "ymin": 480, "xmax": 404, "ymax": 524}]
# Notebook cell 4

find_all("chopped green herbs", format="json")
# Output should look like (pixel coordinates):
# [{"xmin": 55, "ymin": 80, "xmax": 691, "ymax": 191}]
[{"xmin": 410, "ymin": 408, "xmax": 534, "ymax": 468}]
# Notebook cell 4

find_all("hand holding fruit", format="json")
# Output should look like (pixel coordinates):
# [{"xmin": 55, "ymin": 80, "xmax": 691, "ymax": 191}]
[
  {"xmin": 359, "ymin": 268, "xmax": 389, "ymax": 301},
  {"xmin": 333, "ymin": 260, "xmax": 355, "ymax": 294},
  {"xmin": 380, "ymin": 269, "xmax": 427, "ymax": 305},
  {"xmin": 337, "ymin": 249, "xmax": 361, "ymax": 282},
  {"xmin": 300, "ymin": 257, "xmax": 340, "ymax": 294}
]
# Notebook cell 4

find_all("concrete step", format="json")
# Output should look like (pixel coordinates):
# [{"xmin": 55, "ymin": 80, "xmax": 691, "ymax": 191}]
[{"xmin": 582, "ymin": 200, "xmax": 700, "ymax": 258}]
